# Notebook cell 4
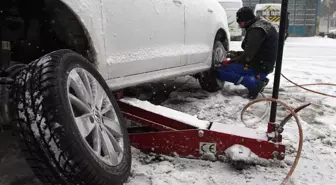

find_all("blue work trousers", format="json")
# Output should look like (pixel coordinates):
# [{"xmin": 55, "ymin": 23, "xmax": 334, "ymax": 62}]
[{"xmin": 216, "ymin": 63, "xmax": 267, "ymax": 90}]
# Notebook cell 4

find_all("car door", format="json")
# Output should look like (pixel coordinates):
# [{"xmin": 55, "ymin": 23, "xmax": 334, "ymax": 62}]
[
  {"xmin": 184, "ymin": 0, "xmax": 214, "ymax": 65},
  {"xmin": 102, "ymin": 0, "xmax": 186, "ymax": 79}
]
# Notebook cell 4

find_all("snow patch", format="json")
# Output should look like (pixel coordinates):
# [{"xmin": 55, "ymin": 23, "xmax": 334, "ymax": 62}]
[
  {"xmin": 120, "ymin": 97, "xmax": 211, "ymax": 129},
  {"xmin": 315, "ymin": 115, "xmax": 336, "ymax": 126},
  {"xmin": 200, "ymin": 152, "xmax": 217, "ymax": 161},
  {"xmin": 210, "ymin": 122, "xmax": 268, "ymax": 141},
  {"xmin": 225, "ymin": 145, "xmax": 261, "ymax": 164}
]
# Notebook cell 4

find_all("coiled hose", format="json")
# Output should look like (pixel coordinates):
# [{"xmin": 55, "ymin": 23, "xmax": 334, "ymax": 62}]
[
  {"xmin": 240, "ymin": 73, "xmax": 336, "ymax": 185},
  {"xmin": 241, "ymin": 98, "xmax": 302, "ymax": 185}
]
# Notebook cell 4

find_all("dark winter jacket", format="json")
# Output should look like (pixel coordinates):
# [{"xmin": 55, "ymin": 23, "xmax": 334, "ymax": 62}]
[{"xmin": 232, "ymin": 17, "xmax": 279, "ymax": 74}]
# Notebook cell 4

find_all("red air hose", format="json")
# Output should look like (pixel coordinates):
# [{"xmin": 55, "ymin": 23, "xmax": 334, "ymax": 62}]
[
  {"xmin": 240, "ymin": 73, "xmax": 336, "ymax": 185},
  {"xmin": 241, "ymin": 98, "xmax": 303, "ymax": 185}
]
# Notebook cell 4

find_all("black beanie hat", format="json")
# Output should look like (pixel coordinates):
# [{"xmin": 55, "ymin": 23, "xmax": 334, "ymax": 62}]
[{"xmin": 236, "ymin": 7, "xmax": 256, "ymax": 22}]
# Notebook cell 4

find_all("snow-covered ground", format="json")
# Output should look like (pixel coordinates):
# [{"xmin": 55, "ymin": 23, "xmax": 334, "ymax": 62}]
[{"xmin": 1, "ymin": 37, "xmax": 336, "ymax": 185}]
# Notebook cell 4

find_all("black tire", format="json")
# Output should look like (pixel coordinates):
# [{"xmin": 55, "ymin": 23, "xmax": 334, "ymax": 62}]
[
  {"xmin": 6, "ymin": 64, "xmax": 27, "ymax": 77},
  {"xmin": 11, "ymin": 49, "xmax": 131, "ymax": 185},
  {"xmin": 198, "ymin": 40, "xmax": 227, "ymax": 92}
]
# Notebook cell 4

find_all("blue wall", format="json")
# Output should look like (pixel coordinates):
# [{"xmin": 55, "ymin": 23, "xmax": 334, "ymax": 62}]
[
  {"xmin": 243, "ymin": 0, "xmax": 321, "ymax": 36},
  {"xmin": 288, "ymin": 25, "xmax": 317, "ymax": 36},
  {"xmin": 287, "ymin": 0, "xmax": 321, "ymax": 36}
]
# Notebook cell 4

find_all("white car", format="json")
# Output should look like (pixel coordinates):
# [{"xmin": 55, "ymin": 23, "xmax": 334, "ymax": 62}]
[
  {"xmin": 93, "ymin": 0, "xmax": 231, "ymax": 92},
  {"xmin": 0, "ymin": 0, "xmax": 230, "ymax": 184}
]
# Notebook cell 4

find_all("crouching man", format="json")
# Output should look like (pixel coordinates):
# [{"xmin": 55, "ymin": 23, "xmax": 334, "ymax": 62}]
[{"xmin": 216, "ymin": 7, "xmax": 279, "ymax": 99}]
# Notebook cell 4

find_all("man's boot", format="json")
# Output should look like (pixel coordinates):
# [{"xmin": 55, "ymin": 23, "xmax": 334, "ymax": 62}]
[
  {"xmin": 245, "ymin": 78, "xmax": 269, "ymax": 99},
  {"xmin": 260, "ymin": 78, "xmax": 269, "ymax": 93}
]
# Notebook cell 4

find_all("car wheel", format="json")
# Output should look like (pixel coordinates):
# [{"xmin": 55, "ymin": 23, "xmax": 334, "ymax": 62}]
[
  {"xmin": 11, "ymin": 49, "xmax": 131, "ymax": 185},
  {"xmin": 198, "ymin": 41, "xmax": 227, "ymax": 92}
]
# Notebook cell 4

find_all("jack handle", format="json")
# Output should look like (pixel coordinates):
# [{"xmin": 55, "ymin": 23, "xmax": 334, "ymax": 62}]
[
  {"xmin": 267, "ymin": 102, "xmax": 310, "ymax": 143},
  {"xmin": 277, "ymin": 102, "xmax": 311, "ymax": 133}
]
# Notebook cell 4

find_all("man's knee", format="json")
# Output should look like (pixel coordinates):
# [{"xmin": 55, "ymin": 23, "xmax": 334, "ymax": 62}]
[
  {"xmin": 216, "ymin": 64, "xmax": 268, "ymax": 88},
  {"xmin": 220, "ymin": 63, "xmax": 245, "ymax": 73},
  {"xmin": 216, "ymin": 67, "xmax": 243, "ymax": 84},
  {"xmin": 241, "ymin": 75, "xmax": 260, "ymax": 89}
]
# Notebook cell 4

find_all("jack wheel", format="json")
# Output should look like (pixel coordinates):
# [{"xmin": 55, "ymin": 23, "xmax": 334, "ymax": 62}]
[{"xmin": 11, "ymin": 49, "xmax": 131, "ymax": 185}]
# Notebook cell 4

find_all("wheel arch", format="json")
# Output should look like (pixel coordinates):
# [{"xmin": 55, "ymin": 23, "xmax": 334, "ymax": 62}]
[
  {"xmin": 7, "ymin": 0, "xmax": 98, "ymax": 66},
  {"xmin": 214, "ymin": 28, "xmax": 230, "ymax": 52},
  {"xmin": 46, "ymin": 0, "xmax": 98, "ymax": 64}
]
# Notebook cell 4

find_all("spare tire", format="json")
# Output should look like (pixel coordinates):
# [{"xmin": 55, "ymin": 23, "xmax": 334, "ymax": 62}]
[{"xmin": 11, "ymin": 49, "xmax": 131, "ymax": 185}]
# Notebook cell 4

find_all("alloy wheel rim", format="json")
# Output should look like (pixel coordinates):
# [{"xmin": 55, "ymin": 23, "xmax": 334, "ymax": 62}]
[
  {"xmin": 214, "ymin": 46, "xmax": 227, "ymax": 88},
  {"xmin": 67, "ymin": 68, "xmax": 124, "ymax": 166}
]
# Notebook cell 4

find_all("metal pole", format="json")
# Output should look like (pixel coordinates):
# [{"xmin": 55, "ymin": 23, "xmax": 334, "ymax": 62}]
[
  {"xmin": 269, "ymin": 0, "xmax": 289, "ymax": 123},
  {"xmin": 314, "ymin": 0, "xmax": 320, "ymax": 35},
  {"xmin": 293, "ymin": 0, "xmax": 297, "ymax": 34},
  {"xmin": 327, "ymin": 7, "xmax": 330, "ymax": 34},
  {"xmin": 304, "ymin": 0, "xmax": 307, "ymax": 26}
]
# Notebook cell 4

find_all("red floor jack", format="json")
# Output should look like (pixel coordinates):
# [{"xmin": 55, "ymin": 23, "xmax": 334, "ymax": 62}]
[
  {"xmin": 117, "ymin": 97, "xmax": 309, "ymax": 163},
  {"xmin": 115, "ymin": 0, "xmax": 310, "ymax": 168}
]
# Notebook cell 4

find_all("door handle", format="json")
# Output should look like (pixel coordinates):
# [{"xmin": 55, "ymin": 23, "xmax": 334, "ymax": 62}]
[
  {"xmin": 208, "ymin": 8, "xmax": 213, "ymax": 13},
  {"xmin": 173, "ymin": 0, "xmax": 182, "ymax": 4}
]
